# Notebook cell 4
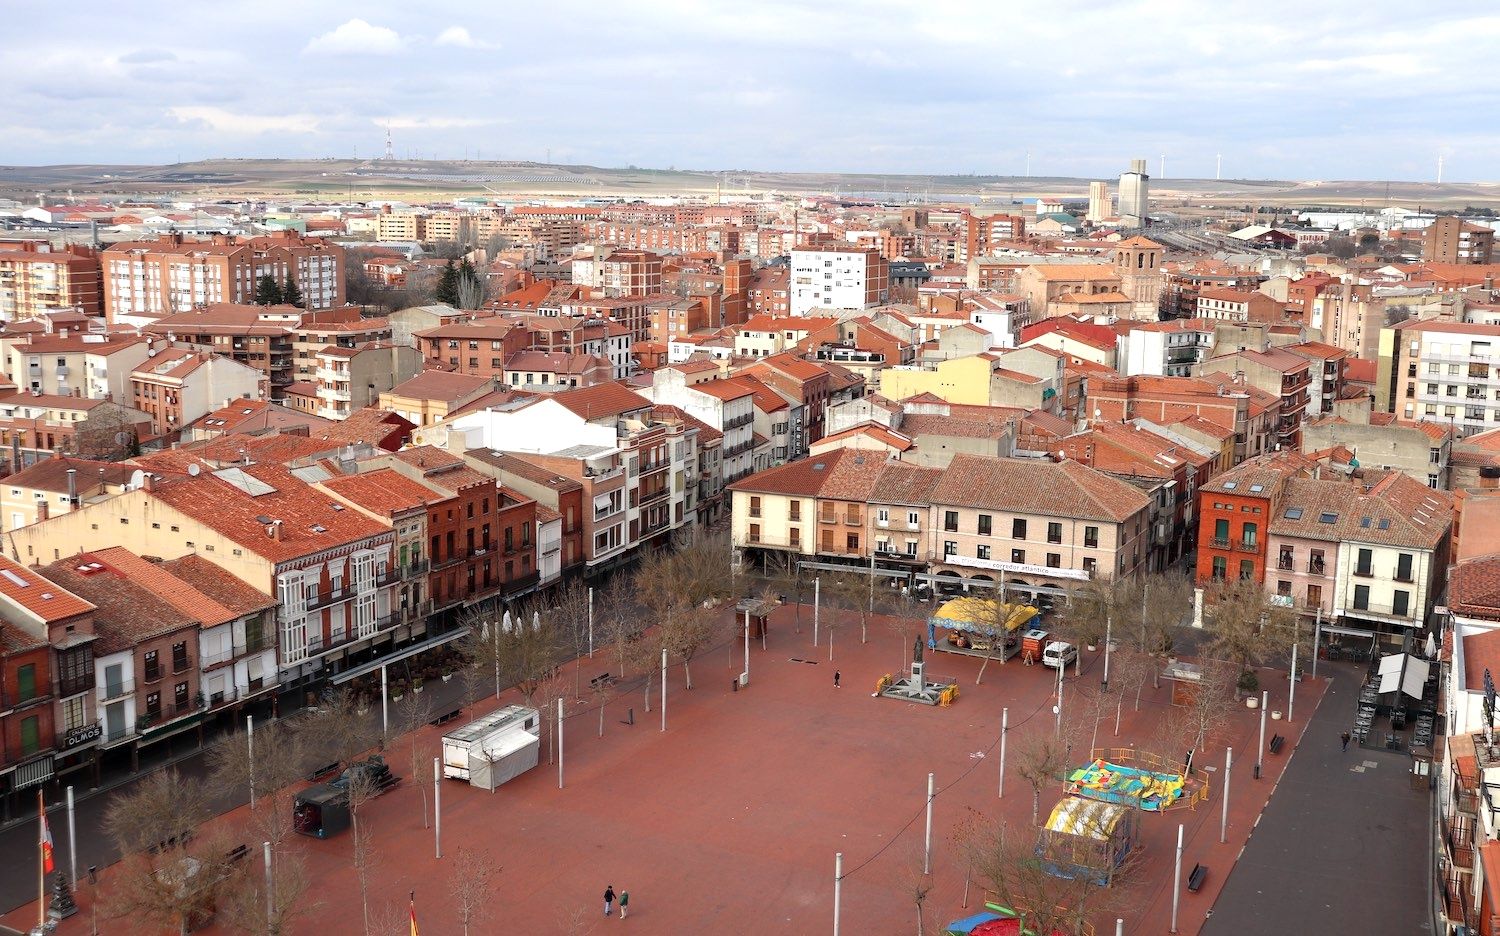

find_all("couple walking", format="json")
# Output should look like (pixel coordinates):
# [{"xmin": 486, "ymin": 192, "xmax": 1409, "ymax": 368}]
[{"xmin": 604, "ymin": 885, "xmax": 630, "ymax": 918}]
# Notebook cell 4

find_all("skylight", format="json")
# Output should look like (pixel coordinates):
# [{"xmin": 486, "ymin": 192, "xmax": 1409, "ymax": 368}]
[
  {"xmin": 0, "ymin": 569, "xmax": 30, "ymax": 587},
  {"xmin": 1223, "ymin": 481, "xmax": 1237, "ymax": 490},
  {"xmin": 1249, "ymin": 484, "xmax": 1264, "ymax": 493},
  {"xmin": 1284, "ymin": 507, "xmax": 1303, "ymax": 520},
  {"xmin": 1319, "ymin": 512, "xmax": 1338, "ymax": 523}
]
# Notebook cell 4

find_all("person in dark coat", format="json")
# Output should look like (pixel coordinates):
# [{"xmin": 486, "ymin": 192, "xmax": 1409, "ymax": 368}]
[
  {"xmin": 604, "ymin": 885, "xmax": 615, "ymax": 916},
  {"xmin": 1340, "ymin": 730, "xmax": 1352, "ymax": 752},
  {"xmin": 834, "ymin": 670, "xmax": 841, "ymax": 688}
]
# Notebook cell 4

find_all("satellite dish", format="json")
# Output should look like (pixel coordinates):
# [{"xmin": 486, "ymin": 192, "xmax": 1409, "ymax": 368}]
[
  {"xmin": 129, "ymin": 469, "xmax": 145, "ymax": 489},
  {"xmin": 188, "ymin": 463, "xmax": 201, "ymax": 477},
  {"xmin": 147, "ymin": 347, "xmax": 157, "ymax": 357}
]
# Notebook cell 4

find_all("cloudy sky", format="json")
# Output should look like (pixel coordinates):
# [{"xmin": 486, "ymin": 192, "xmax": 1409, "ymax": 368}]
[{"xmin": 4, "ymin": 1, "xmax": 1494, "ymax": 181}]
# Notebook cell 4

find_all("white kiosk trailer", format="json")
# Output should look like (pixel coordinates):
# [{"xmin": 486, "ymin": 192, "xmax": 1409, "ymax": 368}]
[{"xmin": 442, "ymin": 705, "xmax": 541, "ymax": 791}]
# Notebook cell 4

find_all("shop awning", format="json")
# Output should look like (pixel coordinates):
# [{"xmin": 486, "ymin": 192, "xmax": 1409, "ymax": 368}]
[{"xmin": 930, "ymin": 598, "xmax": 1037, "ymax": 635}]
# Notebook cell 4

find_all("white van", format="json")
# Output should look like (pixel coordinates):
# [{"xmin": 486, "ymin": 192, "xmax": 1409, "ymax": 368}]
[{"xmin": 1042, "ymin": 641, "xmax": 1078, "ymax": 669}]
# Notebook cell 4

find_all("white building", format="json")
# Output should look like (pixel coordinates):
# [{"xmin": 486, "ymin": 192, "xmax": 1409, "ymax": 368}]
[
  {"xmin": 1118, "ymin": 159, "xmax": 1150, "ymax": 229},
  {"xmin": 789, "ymin": 246, "xmax": 889, "ymax": 316}
]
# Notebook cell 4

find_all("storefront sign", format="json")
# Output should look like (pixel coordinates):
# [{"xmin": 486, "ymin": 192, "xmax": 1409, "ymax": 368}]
[
  {"xmin": 62, "ymin": 722, "xmax": 103, "ymax": 751},
  {"xmin": 943, "ymin": 553, "xmax": 1090, "ymax": 581}
]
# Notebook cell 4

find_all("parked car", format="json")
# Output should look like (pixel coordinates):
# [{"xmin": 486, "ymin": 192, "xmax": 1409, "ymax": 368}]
[{"xmin": 1041, "ymin": 641, "xmax": 1078, "ymax": 669}]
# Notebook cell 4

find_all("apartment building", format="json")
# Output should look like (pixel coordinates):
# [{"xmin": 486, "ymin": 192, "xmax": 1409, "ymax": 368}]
[
  {"xmin": 570, "ymin": 248, "xmax": 663, "ymax": 297},
  {"xmin": 1118, "ymin": 320, "xmax": 1217, "ymax": 377},
  {"xmin": 646, "ymin": 370, "xmax": 756, "ymax": 483},
  {"xmin": 4, "ymin": 464, "xmax": 400, "ymax": 688},
  {"xmin": 0, "ymin": 553, "xmax": 99, "ymax": 807},
  {"xmin": 379, "ymin": 371, "xmax": 495, "ymax": 428},
  {"xmin": 129, "ymin": 349, "xmax": 266, "ymax": 436},
  {"xmin": 1424, "ymin": 216, "xmax": 1496, "ymax": 265},
  {"xmin": 1380, "ymin": 318, "xmax": 1500, "ymax": 439},
  {"xmin": 0, "ymin": 242, "xmax": 102, "ymax": 321},
  {"xmin": 414, "ymin": 321, "xmax": 530, "ymax": 380},
  {"xmin": 312, "ymin": 342, "xmax": 422, "ymax": 421},
  {"xmin": 1197, "ymin": 347, "xmax": 1312, "ymax": 449},
  {"xmin": 1091, "ymin": 374, "xmax": 1276, "ymax": 465},
  {"xmin": 960, "ymin": 212, "xmax": 1027, "ymax": 262},
  {"xmin": 1282, "ymin": 341, "xmax": 1349, "ymax": 417},
  {"xmin": 0, "ymin": 395, "xmax": 152, "ymax": 465},
  {"xmin": 879, "ymin": 353, "xmax": 1062, "ymax": 412},
  {"xmin": 102, "ymin": 232, "xmax": 346, "ymax": 324},
  {"xmin": 789, "ymin": 245, "xmax": 890, "ymax": 315},
  {"xmin": 730, "ymin": 450, "xmax": 1152, "ymax": 593},
  {"xmin": 1195, "ymin": 288, "xmax": 1287, "ymax": 324},
  {"xmin": 145, "ymin": 305, "xmax": 296, "ymax": 397},
  {"xmin": 290, "ymin": 309, "xmax": 392, "ymax": 381},
  {"xmin": 1302, "ymin": 406, "xmax": 1452, "ymax": 490},
  {"xmin": 741, "ymin": 353, "xmax": 834, "ymax": 449},
  {"xmin": 4, "ymin": 332, "xmax": 151, "ymax": 400},
  {"xmin": 733, "ymin": 315, "xmax": 840, "ymax": 359},
  {"xmin": 460, "ymin": 450, "xmax": 586, "ymax": 579}
]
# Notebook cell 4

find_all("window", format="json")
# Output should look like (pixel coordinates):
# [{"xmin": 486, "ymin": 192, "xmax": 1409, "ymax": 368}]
[
  {"xmin": 1395, "ymin": 553, "xmax": 1414, "ymax": 583},
  {"xmin": 1083, "ymin": 557, "xmax": 1098, "ymax": 576},
  {"xmin": 977, "ymin": 545, "xmax": 990, "ymax": 560},
  {"xmin": 789, "ymin": 501, "xmax": 800, "ymax": 521},
  {"xmin": 876, "ymin": 507, "xmax": 889, "ymax": 524},
  {"xmin": 1355, "ymin": 548, "xmax": 1373, "ymax": 577},
  {"xmin": 944, "ymin": 511, "xmax": 958, "ymax": 533},
  {"xmin": 905, "ymin": 540, "xmax": 918, "ymax": 557},
  {"xmin": 1046, "ymin": 553, "xmax": 1061, "ymax": 568},
  {"xmin": 61, "ymin": 695, "xmax": 85, "ymax": 732},
  {"xmin": 1047, "ymin": 522, "xmax": 1062, "ymax": 544},
  {"xmin": 145, "ymin": 692, "xmax": 161, "ymax": 719},
  {"xmin": 143, "ymin": 649, "xmax": 161, "ymax": 682},
  {"xmin": 1011, "ymin": 549, "xmax": 1026, "ymax": 564},
  {"xmin": 977, "ymin": 514, "xmax": 992, "ymax": 536},
  {"xmin": 788, "ymin": 527, "xmax": 799, "ymax": 547},
  {"xmin": 1307, "ymin": 584, "xmax": 1322, "ymax": 607},
  {"xmin": 1238, "ymin": 559, "xmax": 1254, "ymax": 580},
  {"xmin": 846, "ymin": 533, "xmax": 859, "ymax": 551},
  {"xmin": 1241, "ymin": 522, "xmax": 1257, "ymax": 547},
  {"xmin": 944, "ymin": 541, "xmax": 957, "ymax": 557},
  {"xmin": 1214, "ymin": 518, "xmax": 1229, "ymax": 543},
  {"xmin": 1277, "ymin": 580, "xmax": 1292, "ymax": 596},
  {"xmin": 20, "ymin": 715, "xmax": 40, "ymax": 756},
  {"xmin": 16, "ymin": 662, "xmax": 36, "ymax": 701},
  {"xmin": 749, "ymin": 496, "xmax": 761, "ymax": 518},
  {"xmin": 1392, "ymin": 590, "xmax": 1410, "ymax": 617},
  {"xmin": 172, "ymin": 641, "xmax": 188, "ymax": 673},
  {"xmin": 908, "ymin": 511, "xmax": 920, "ymax": 528},
  {"xmin": 1084, "ymin": 526, "xmax": 1099, "ymax": 548},
  {"xmin": 1353, "ymin": 584, "xmax": 1370, "ymax": 611},
  {"xmin": 1012, "ymin": 518, "xmax": 1027, "ymax": 539}
]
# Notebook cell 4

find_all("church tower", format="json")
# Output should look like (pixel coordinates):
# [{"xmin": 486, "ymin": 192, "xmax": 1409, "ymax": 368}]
[{"xmin": 1114, "ymin": 236, "xmax": 1165, "ymax": 321}]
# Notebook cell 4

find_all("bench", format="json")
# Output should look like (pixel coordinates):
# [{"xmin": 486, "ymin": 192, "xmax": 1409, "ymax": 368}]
[
  {"xmin": 1187, "ymin": 863, "xmax": 1208, "ymax": 893},
  {"xmin": 306, "ymin": 761, "xmax": 340, "ymax": 783},
  {"xmin": 430, "ymin": 707, "xmax": 462, "ymax": 727},
  {"xmin": 226, "ymin": 844, "xmax": 250, "ymax": 864},
  {"xmin": 589, "ymin": 672, "xmax": 617, "ymax": 691},
  {"xmin": 1268, "ymin": 734, "xmax": 1286, "ymax": 755}
]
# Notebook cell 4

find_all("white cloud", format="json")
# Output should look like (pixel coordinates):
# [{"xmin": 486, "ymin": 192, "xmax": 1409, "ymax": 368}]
[
  {"xmin": 167, "ymin": 106, "xmax": 319, "ymax": 135},
  {"xmin": 434, "ymin": 26, "xmax": 500, "ymax": 50},
  {"xmin": 304, "ymin": 19, "xmax": 403, "ymax": 55},
  {"xmin": 376, "ymin": 116, "xmax": 498, "ymax": 130}
]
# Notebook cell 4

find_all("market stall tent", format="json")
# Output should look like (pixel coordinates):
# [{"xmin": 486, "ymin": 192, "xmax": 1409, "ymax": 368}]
[{"xmin": 1035, "ymin": 796, "xmax": 1137, "ymax": 887}]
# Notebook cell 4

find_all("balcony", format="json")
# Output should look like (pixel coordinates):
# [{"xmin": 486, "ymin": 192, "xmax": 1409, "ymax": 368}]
[
  {"xmin": 638, "ymin": 458, "xmax": 669, "ymax": 475},
  {"xmin": 313, "ymin": 366, "xmax": 348, "ymax": 383},
  {"xmin": 376, "ymin": 566, "xmax": 401, "ymax": 587},
  {"xmin": 500, "ymin": 570, "xmax": 542, "ymax": 596},
  {"xmin": 142, "ymin": 664, "xmax": 163, "ymax": 684},
  {"xmin": 819, "ymin": 513, "xmax": 838, "ymax": 525},
  {"xmin": 1277, "ymin": 556, "xmax": 1294, "ymax": 571},
  {"xmin": 1308, "ymin": 558, "xmax": 1326, "ymax": 575},
  {"xmin": 638, "ymin": 486, "xmax": 670, "ymax": 507},
  {"xmin": 57, "ymin": 672, "xmax": 96, "ymax": 697},
  {"xmin": 1210, "ymin": 537, "xmax": 1231, "ymax": 550},
  {"xmin": 306, "ymin": 585, "xmax": 355, "ymax": 612},
  {"xmin": 100, "ymin": 679, "xmax": 135, "ymax": 701},
  {"xmin": 1235, "ymin": 539, "xmax": 1259, "ymax": 553},
  {"xmin": 405, "ymin": 559, "xmax": 429, "ymax": 576},
  {"xmin": 844, "ymin": 515, "xmax": 862, "ymax": 527},
  {"xmin": 723, "ymin": 413, "xmax": 753, "ymax": 430},
  {"xmin": 172, "ymin": 656, "xmax": 191, "ymax": 675}
]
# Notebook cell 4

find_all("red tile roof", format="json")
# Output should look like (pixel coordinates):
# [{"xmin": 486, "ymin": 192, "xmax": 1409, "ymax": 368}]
[
  {"xmin": 159, "ymin": 554, "xmax": 276, "ymax": 618},
  {"xmin": 929, "ymin": 454, "xmax": 1150, "ymax": 522},
  {"xmin": 0, "ymin": 554, "xmax": 95, "ymax": 622},
  {"xmin": 322, "ymin": 468, "xmax": 447, "ymax": 516},
  {"xmin": 84, "ymin": 547, "xmax": 241, "ymax": 627},
  {"xmin": 551, "ymin": 382, "xmax": 652, "ymax": 421}
]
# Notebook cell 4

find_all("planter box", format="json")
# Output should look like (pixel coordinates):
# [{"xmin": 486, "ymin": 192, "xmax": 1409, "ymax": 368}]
[{"xmin": 1246, "ymin": 697, "xmax": 1259, "ymax": 710}]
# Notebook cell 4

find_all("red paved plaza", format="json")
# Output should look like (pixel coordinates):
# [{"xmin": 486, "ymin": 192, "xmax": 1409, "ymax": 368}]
[{"xmin": 7, "ymin": 603, "xmax": 1324, "ymax": 935}]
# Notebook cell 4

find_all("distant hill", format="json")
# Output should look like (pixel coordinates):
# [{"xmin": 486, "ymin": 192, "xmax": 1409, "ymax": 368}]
[{"xmin": 2, "ymin": 158, "xmax": 1497, "ymax": 208}]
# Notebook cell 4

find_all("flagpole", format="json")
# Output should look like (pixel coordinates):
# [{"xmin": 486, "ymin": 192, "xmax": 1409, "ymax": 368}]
[{"xmin": 37, "ymin": 790, "xmax": 46, "ymax": 931}]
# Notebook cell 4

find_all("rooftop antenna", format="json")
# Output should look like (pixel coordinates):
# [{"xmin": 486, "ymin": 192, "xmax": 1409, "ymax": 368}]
[{"xmin": 384, "ymin": 125, "xmax": 393, "ymax": 161}]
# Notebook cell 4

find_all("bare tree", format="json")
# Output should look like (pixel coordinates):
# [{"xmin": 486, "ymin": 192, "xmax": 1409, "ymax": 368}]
[
  {"xmin": 221, "ymin": 848, "xmax": 317, "ymax": 936},
  {"xmin": 101, "ymin": 769, "xmax": 237, "ymax": 934},
  {"xmin": 961, "ymin": 807, "xmax": 1144, "ymax": 936},
  {"xmin": 1148, "ymin": 659, "xmax": 1238, "ymax": 768},
  {"xmin": 448, "ymin": 846, "xmax": 501, "ymax": 936},
  {"xmin": 594, "ymin": 574, "xmax": 637, "ymax": 679},
  {"xmin": 902, "ymin": 847, "xmax": 935, "ymax": 936},
  {"xmin": 344, "ymin": 770, "xmax": 384, "ymax": 936},
  {"xmin": 826, "ymin": 573, "xmax": 872, "ymax": 644},
  {"xmin": 1012, "ymin": 728, "xmax": 1075, "ymax": 826},
  {"xmin": 303, "ymin": 689, "xmax": 379, "ymax": 773},
  {"xmin": 662, "ymin": 602, "xmax": 724, "ymax": 689},
  {"xmin": 208, "ymin": 717, "xmax": 306, "ymax": 850},
  {"xmin": 462, "ymin": 600, "xmax": 559, "ymax": 710},
  {"xmin": 1203, "ymin": 578, "xmax": 1297, "ymax": 695},
  {"xmin": 396, "ymin": 692, "xmax": 435, "ymax": 829}
]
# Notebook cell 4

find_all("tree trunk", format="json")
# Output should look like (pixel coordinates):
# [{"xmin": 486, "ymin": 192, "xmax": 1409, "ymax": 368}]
[
  {"xmin": 683, "ymin": 660, "xmax": 694, "ymax": 690},
  {"xmin": 976, "ymin": 654, "xmax": 991, "ymax": 685},
  {"xmin": 598, "ymin": 703, "xmax": 605, "ymax": 738},
  {"xmin": 643, "ymin": 673, "xmax": 652, "ymax": 713},
  {"xmin": 1031, "ymin": 787, "xmax": 1040, "ymax": 826}
]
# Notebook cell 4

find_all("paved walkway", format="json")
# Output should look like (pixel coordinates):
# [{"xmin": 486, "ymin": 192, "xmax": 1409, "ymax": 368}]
[{"xmin": 1203, "ymin": 660, "xmax": 1434, "ymax": 935}]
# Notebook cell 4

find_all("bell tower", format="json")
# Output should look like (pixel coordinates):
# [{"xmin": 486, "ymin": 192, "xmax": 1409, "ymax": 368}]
[{"xmin": 1114, "ymin": 236, "xmax": 1164, "ymax": 321}]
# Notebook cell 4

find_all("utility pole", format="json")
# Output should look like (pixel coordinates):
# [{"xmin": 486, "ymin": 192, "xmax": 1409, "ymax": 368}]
[
  {"xmin": 1220, "ymin": 747, "xmax": 1232, "ymax": 843},
  {"xmin": 1256, "ymin": 690, "xmax": 1268, "ymax": 779},
  {"xmin": 1171, "ymin": 823, "xmax": 1184, "ymax": 933},
  {"xmin": 998, "ymin": 707, "xmax": 1008, "ymax": 798},
  {"xmin": 833, "ymin": 852, "xmax": 843, "ymax": 936},
  {"xmin": 924, "ymin": 772, "xmax": 935, "ymax": 874}
]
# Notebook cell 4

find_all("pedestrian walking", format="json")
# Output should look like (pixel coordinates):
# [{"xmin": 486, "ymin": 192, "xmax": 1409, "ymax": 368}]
[
  {"xmin": 834, "ymin": 670, "xmax": 841, "ymax": 688},
  {"xmin": 1340, "ymin": 730, "xmax": 1351, "ymax": 752},
  {"xmin": 604, "ymin": 885, "xmax": 615, "ymax": 916},
  {"xmin": 619, "ymin": 891, "xmax": 629, "ymax": 919}
]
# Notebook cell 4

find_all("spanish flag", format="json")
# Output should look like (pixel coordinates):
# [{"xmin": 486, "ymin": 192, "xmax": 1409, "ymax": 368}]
[
  {"xmin": 38, "ymin": 792, "xmax": 54, "ymax": 874},
  {"xmin": 408, "ymin": 891, "xmax": 418, "ymax": 936}
]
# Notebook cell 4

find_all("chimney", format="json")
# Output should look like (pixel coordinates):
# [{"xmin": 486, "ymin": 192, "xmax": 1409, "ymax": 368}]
[
  {"xmin": 143, "ymin": 473, "xmax": 157, "ymax": 493},
  {"xmin": 36, "ymin": 501, "xmax": 47, "ymax": 522},
  {"xmin": 98, "ymin": 467, "xmax": 107, "ymax": 496},
  {"xmin": 66, "ymin": 468, "xmax": 77, "ymax": 506},
  {"xmin": 269, "ymin": 519, "xmax": 283, "ymax": 542}
]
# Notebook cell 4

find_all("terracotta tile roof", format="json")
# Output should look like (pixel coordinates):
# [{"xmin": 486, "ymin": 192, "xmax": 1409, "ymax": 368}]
[
  {"xmin": 900, "ymin": 411, "xmax": 1017, "ymax": 440},
  {"xmin": 1462, "ymin": 627, "xmax": 1500, "ymax": 689},
  {"xmin": 869, "ymin": 459, "xmax": 942, "ymax": 503},
  {"xmin": 39, "ymin": 558, "xmax": 197, "ymax": 653},
  {"xmin": 322, "ymin": 468, "xmax": 447, "ymax": 516},
  {"xmin": 187, "ymin": 400, "xmax": 332, "ymax": 436},
  {"xmin": 4, "ymin": 455, "xmax": 137, "ymax": 493},
  {"xmin": 1452, "ymin": 554, "xmax": 1500, "ymax": 621},
  {"xmin": 385, "ymin": 371, "xmax": 492, "ymax": 403},
  {"xmin": 648, "ymin": 404, "xmax": 722, "ymax": 443},
  {"xmin": 159, "ymin": 554, "xmax": 276, "ymax": 618},
  {"xmin": 448, "ymin": 388, "xmax": 534, "ymax": 419},
  {"xmin": 84, "ymin": 547, "xmax": 241, "ymax": 627},
  {"xmin": 463, "ymin": 450, "xmax": 583, "ymax": 492},
  {"xmin": 312, "ymin": 408, "xmax": 414, "ymax": 449},
  {"xmin": 551, "ymin": 382, "xmax": 652, "ymax": 420},
  {"xmin": 1267, "ymin": 474, "xmax": 1452, "ymax": 549},
  {"xmin": 928, "ymin": 454, "xmax": 1150, "ymax": 522},
  {"xmin": 148, "ymin": 462, "xmax": 390, "ymax": 563},
  {"xmin": 692, "ymin": 377, "xmax": 759, "ymax": 401},
  {"xmin": 729, "ymin": 448, "xmax": 872, "ymax": 498},
  {"xmin": 818, "ymin": 422, "xmax": 915, "ymax": 452},
  {"xmin": 383, "ymin": 447, "xmax": 495, "ymax": 493},
  {"xmin": 0, "ymin": 554, "xmax": 95, "ymax": 622}
]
